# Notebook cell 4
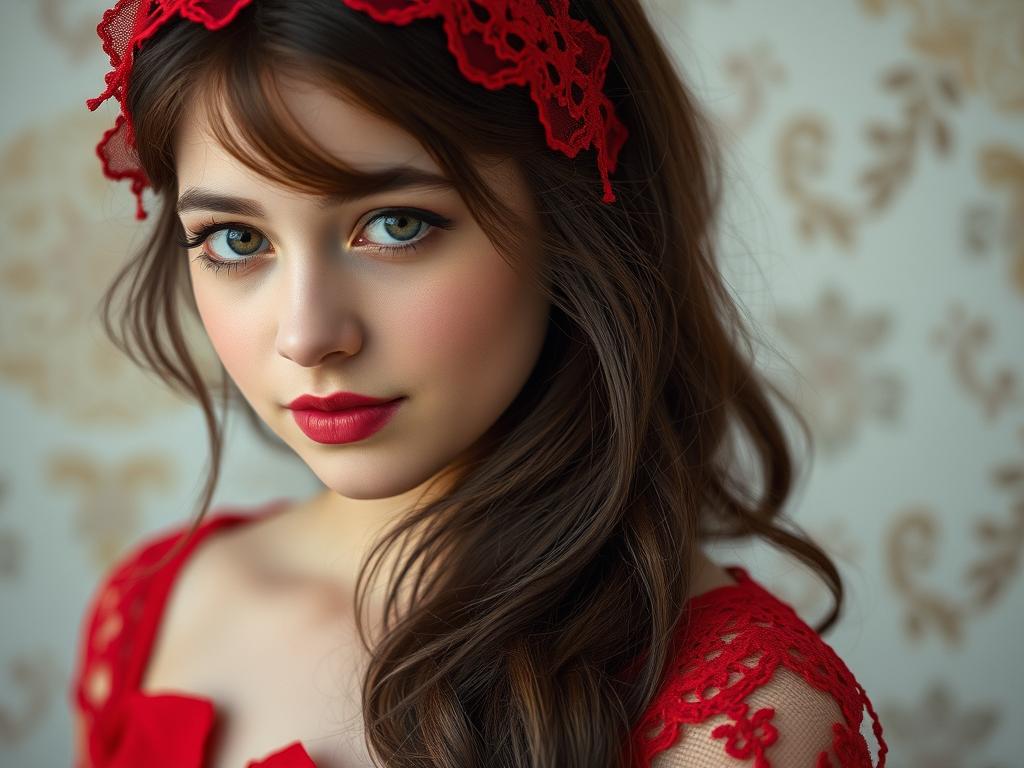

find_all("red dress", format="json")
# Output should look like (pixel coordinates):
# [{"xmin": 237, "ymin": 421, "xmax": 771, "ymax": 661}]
[{"xmin": 70, "ymin": 499, "xmax": 888, "ymax": 767}]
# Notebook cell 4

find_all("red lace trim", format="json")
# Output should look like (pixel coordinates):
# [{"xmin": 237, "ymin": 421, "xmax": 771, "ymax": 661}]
[
  {"xmin": 72, "ymin": 510, "xmax": 887, "ymax": 768},
  {"xmin": 343, "ymin": 0, "xmax": 629, "ymax": 204},
  {"xmin": 631, "ymin": 568, "xmax": 889, "ymax": 767},
  {"xmin": 85, "ymin": 0, "xmax": 255, "ymax": 220},
  {"xmin": 71, "ymin": 502, "xmax": 292, "ymax": 768},
  {"xmin": 86, "ymin": 0, "xmax": 628, "ymax": 220}
]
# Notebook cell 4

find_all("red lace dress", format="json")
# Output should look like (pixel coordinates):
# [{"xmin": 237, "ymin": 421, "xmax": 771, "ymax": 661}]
[{"xmin": 70, "ymin": 499, "xmax": 887, "ymax": 767}]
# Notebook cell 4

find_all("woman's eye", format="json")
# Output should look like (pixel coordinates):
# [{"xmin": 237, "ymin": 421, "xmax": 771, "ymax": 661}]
[
  {"xmin": 177, "ymin": 222, "xmax": 271, "ymax": 274},
  {"xmin": 179, "ymin": 208, "xmax": 455, "ymax": 276},
  {"xmin": 206, "ymin": 226, "xmax": 270, "ymax": 259},
  {"xmin": 355, "ymin": 209, "xmax": 455, "ymax": 255}
]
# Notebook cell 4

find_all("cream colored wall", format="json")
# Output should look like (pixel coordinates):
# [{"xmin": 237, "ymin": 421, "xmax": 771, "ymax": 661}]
[{"xmin": 0, "ymin": 0, "xmax": 1021, "ymax": 765}]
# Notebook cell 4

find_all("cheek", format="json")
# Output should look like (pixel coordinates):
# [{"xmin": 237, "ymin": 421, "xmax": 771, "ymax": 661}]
[
  {"xmin": 385, "ymin": 253, "xmax": 548, "ymax": 395},
  {"xmin": 192, "ymin": 283, "xmax": 262, "ymax": 390}
]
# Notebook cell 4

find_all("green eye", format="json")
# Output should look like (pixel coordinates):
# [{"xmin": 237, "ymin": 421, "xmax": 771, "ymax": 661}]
[
  {"xmin": 217, "ymin": 226, "xmax": 266, "ymax": 256},
  {"xmin": 178, "ymin": 222, "xmax": 271, "ymax": 274},
  {"xmin": 353, "ymin": 208, "xmax": 456, "ymax": 258},
  {"xmin": 178, "ymin": 207, "xmax": 456, "ymax": 276}
]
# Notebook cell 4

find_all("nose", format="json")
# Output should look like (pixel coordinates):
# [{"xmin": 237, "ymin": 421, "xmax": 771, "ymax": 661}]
[{"xmin": 274, "ymin": 256, "xmax": 364, "ymax": 366}]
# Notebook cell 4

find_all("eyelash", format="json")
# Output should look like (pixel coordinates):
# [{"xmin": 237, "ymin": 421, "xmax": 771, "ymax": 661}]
[{"xmin": 176, "ymin": 208, "xmax": 455, "ymax": 275}]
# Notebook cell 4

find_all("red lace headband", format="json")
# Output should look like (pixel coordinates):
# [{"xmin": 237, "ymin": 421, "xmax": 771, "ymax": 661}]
[{"xmin": 86, "ymin": 0, "xmax": 630, "ymax": 220}]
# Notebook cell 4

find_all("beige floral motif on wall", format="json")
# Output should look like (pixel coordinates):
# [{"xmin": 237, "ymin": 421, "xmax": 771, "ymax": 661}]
[
  {"xmin": 860, "ymin": 65, "xmax": 959, "ymax": 212},
  {"xmin": 37, "ymin": 0, "xmax": 107, "ymax": 61},
  {"xmin": 717, "ymin": 42, "xmax": 786, "ymax": 137},
  {"xmin": 877, "ymin": 681, "xmax": 1007, "ymax": 767},
  {"xmin": 0, "ymin": 528, "xmax": 19, "ymax": 582},
  {"xmin": 47, "ymin": 451, "xmax": 176, "ymax": 572},
  {"xmin": 930, "ymin": 302, "xmax": 1020, "ymax": 421},
  {"xmin": 885, "ymin": 435, "xmax": 1024, "ymax": 647},
  {"xmin": 976, "ymin": 144, "xmax": 1024, "ymax": 297},
  {"xmin": 777, "ymin": 64, "xmax": 959, "ymax": 249},
  {"xmin": 963, "ymin": 202, "xmax": 1000, "ymax": 260},
  {"xmin": 772, "ymin": 287, "xmax": 903, "ymax": 455},
  {"xmin": 0, "ymin": 477, "xmax": 21, "ymax": 582},
  {"xmin": 0, "ymin": 648, "xmax": 62, "ymax": 747},
  {"xmin": 0, "ymin": 479, "xmax": 21, "ymax": 581},
  {"xmin": 0, "ymin": 109, "xmax": 221, "ymax": 426},
  {"xmin": 777, "ymin": 115, "xmax": 860, "ymax": 247},
  {"xmin": 860, "ymin": 0, "xmax": 1024, "ymax": 114}
]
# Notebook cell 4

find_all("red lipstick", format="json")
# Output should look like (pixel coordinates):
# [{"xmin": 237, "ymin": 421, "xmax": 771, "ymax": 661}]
[{"xmin": 287, "ymin": 392, "xmax": 405, "ymax": 444}]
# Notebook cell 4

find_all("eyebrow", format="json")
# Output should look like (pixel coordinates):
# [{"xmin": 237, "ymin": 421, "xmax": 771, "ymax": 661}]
[{"xmin": 176, "ymin": 165, "xmax": 457, "ymax": 217}]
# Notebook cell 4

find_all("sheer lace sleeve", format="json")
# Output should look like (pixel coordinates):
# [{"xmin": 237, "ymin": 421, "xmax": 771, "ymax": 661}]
[
  {"xmin": 630, "ymin": 567, "xmax": 887, "ymax": 768},
  {"xmin": 648, "ymin": 666, "xmax": 874, "ymax": 767}
]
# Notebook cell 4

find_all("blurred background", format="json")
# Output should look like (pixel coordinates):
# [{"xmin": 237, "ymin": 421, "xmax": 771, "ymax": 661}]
[{"xmin": 1, "ymin": 0, "xmax": 1022, "ymax": 765}]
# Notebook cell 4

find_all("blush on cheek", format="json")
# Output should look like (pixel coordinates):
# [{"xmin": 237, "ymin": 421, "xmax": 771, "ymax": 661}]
[
  {"xmin": 193, "ymin": 288, "xmax": 257, "ymax": 385},
  {"xmin": 400, "ymin": 258, "xmax": 535, "ymax": 367}
]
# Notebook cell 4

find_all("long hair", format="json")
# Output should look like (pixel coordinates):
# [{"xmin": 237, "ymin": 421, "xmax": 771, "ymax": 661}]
[{"xmin": 97, "ymin": 1, "xmax": 840, "ymax": 765}]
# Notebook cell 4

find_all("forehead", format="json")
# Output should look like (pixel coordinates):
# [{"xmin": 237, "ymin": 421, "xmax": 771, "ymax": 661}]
[{"xmin": 174, "ymin": 74, "xmax": 439, "ymax": 187}]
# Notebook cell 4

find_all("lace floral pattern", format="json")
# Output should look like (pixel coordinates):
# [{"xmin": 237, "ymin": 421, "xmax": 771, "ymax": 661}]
[
  {"xmin": 86, "ymin": 0, "xmax": 628, "ymax": 219},
  {"xmin": 71, "ymin": 505, "xmax": 887, "ymax": 767},
  {"xmin": 632, "ymin": 568, "xmax": 888, "ymax": 767},
  {"xmin": 70, "ymin": 501, "xmax": 313, "ymax": 767},
  {"xmin": 710, "ymin": 701, "xmax": 780, "ymax": 765}
]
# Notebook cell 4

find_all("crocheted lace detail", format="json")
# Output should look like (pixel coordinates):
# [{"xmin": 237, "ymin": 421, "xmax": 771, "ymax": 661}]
[
  {"xmin": 85, "ymin": 0, "xmax": 254, "ymax": 220},
  {"xmin": 86, "ymin": 0, "xmax": 628, "ymax": 220},
  {"xmin": 73, "ymin": 512, "xmax": 886, "ymax": 767},
  {"xmin": 71, "ymin": 517, "xmax": 214, "ymax": 768},
  {"xmin": 344, "ymin": 0, "xmax": 629, "ymax": 204},
  {"xmin": 631, "ymin": 574, "xmax": 889, "ymax": 767}
]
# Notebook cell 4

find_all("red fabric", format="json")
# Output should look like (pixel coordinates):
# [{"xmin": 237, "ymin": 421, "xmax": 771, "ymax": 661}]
[
  {"xmin": 70, "ymin": 500, "xmax": 887, "ymax": 767},
  {"xmin": 86, "ymin": 0, "xmax": 629, "ymax": 220},
  {"xmin": 629, "ymin": 572, "xmax": 889, "ymax": 767}
]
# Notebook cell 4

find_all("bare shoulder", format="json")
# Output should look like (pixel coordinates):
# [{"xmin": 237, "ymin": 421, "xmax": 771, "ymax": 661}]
[
  {"xmin": 140, "ymin": 502, "xmax": 304, "ymax": 691},
  {"xmin": 172, "ymin": 505, "xmax": 294, "ymax": 601}
]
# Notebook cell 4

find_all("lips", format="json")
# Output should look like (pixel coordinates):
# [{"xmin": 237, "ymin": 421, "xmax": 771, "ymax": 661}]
[
  {"xmin": 288, "ymin": 395, "xmax": 406, "ymax": 445},
  {"xmin": 287, "ymin": 392, "xmax": 401, "ymax": 411}
]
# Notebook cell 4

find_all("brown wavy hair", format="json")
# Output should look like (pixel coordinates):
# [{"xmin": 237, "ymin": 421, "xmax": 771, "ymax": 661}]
[{"xmin": 97, "ymin": 1, "xmax": 841, "ymax": 766}]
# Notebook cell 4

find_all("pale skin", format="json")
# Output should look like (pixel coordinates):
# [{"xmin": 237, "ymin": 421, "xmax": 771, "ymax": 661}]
[{"xmin": 131, "ymin": 74, "xmax": 738, "ymax": 768}]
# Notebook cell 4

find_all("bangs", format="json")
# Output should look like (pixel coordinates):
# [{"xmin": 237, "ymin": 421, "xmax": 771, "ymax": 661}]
[
  {"xmin": 187, "ymin": 47, "xmax": 534, "ymax": 269},
  {"xmin": 192, "ymin": 49, "xmax": 438, "ymax": 202},
  {"xmin": 133, "ymin": 2, "xmax": 553, "ymax": 270}
]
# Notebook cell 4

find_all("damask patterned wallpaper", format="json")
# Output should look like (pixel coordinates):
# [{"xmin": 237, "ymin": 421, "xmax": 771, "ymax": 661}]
[{"xmin": 0, "ymin": 1, "xmax": 1021, "ymax": 766}]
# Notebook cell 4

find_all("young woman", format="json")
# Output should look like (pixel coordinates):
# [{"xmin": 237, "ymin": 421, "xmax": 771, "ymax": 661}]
[{"xmin": 71, "ymin": 1, "xmax": 888, "ymax": 767}]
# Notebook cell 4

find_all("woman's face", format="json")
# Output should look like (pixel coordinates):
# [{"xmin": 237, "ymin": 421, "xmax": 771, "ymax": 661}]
[{"xmin": 174, "ymin": 76, "xmax": 551, "ymax": 506}]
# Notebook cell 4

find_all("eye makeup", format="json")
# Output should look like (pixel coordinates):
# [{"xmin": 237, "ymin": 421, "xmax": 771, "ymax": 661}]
[{"xmin": 177, "ymin": 207, "xmax": 456, "ymax": 275}]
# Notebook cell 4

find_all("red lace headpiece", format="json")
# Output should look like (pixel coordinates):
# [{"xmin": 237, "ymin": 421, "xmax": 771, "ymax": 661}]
[{"xmin": 87, "ymin": 0, "xmax": 630, "ymax": 220}]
